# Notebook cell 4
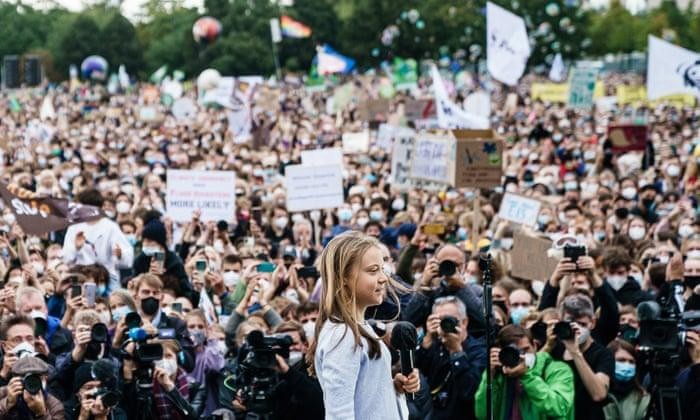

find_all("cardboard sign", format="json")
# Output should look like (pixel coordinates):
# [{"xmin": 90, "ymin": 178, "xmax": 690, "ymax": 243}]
[
  {"xmin": 511, "ymin": 232, "xmax": 559, "ymax": 281},
  {"xmin": 410, "ymin": 135, "xmax": 453, "ymax": 184},
  {"xmin": 166, "ymin": 170, "xmax": 236, "ymax": 222},
  {"xmin": 498, "ymin": 193, "xmax": 542, "ymax": 227},
  {"xmin": 608, "ymin": 125, "xmax": 648, "ymax": 153},
  {"xmin": 404, "ymin": 99, "xmax": 436, "ymax": 121},
  {"xmin": 357, "ymin": 98, "xmax": 390, "ymax": 122},
  {"xmin": 342, "ymin": 131, "xmax": 370, "ymax": 154},
  {"xmin": 452, "ymin": 130, "xmax": 503, "ymax": 188},
  {"xmin": 530, "ymin": 83, "xmax": 569, "ymax": 102},
  {"xmin": 390, "ymin": 134, "xmax": 416, "ymax": 190},
  {"xmin": 138, "ymin": 106, "xmax": 160, "ymax": 122},
  {"xmin": 301, "ymin": 148, "xmax": 343, "ymax": 167},
  {"xmin": 285, "ymin": 164, "xmax": 344, "ymax": 212}
]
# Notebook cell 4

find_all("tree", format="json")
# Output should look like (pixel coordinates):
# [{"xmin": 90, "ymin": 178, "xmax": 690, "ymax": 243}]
[
  {"xmin": 51, "ymin": 14, "xmax": 103, "ymax": 79},
  {"xmin": 588, "ymin": 0, "xmax": 645, "ymax": 56},
  {"xmin": 99, "ymin": 13, "xmax": 144, "ymax": 75}
]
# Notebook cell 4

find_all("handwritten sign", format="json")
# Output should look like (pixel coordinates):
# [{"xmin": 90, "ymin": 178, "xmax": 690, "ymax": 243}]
[
  {"xmin": 285, "ymin": 164, "xmax": 344, "ymax": 212},
  {"xmin": 410, "ymin": 135, "xmax": 453, "ymax": 184},
  {"xmin": 568, "ymin": 66, "xmax": 599, "ymax": 110},
  {"xmin": 404, "ymin": 99, "xmax": 436, "ymax": 121},
  {"xmin": 166, "ymin": 170, "xmax": 236, "ymax": 222},
  {"xmin": 511, "ymin": 232, "xmax": 559, "ymax": 282},
  {"xmin": 342, "ymin": 131, "xmax": 370, "ymax": 154},
  {"xmin": 301, "ymin": 148, "xmax": 343, "ymax": 167},
  {"xmin": 452, "ymin": 130, "xmax": 503, "ymax": 188},
  {"xmin": 390, "ymin": 134, "xmax": 415, "ymax": 190},
  {"xmin": 498, "ymin": 193, "xmax": 541, "ymax": 227},
  {"xmin": 607, "ymin": 125, "xmax": 648, "ymax": 153}
]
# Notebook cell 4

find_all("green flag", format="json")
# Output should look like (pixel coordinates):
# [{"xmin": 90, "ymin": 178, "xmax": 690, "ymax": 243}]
[{"xmin": 8, "ymin": 97, "xmax": 21, "ymax": 113}]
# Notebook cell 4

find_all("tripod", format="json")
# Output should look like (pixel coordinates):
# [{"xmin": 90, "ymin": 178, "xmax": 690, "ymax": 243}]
[
  {"xmin": 479, "ymin": 254, "xmax": 494, "ymax": 420},
  {"xmin": 645, "ymin": 385, "xmax": 681, "ymax": 420},
  {"xmin": 134, "ymin": 367, "xmax": 158, "ymax": 420}
]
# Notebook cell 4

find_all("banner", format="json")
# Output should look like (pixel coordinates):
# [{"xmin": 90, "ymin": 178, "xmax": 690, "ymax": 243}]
[
  {"xmin": 166, "ymin": 170, "xmax": 236, "ymax": 222},
  {"xmin": 342, "ymin": 131, "xmax": 370, "ymax": 154},
  {"xmin": 285, "ymin": 164, "xmax": 344, "ymax": 212},
  {"xmin": 431, "ymin": 65, "xmax": 489, "ymax": 129},
  {"xmin": 486, "ymin": 2, "xmax": 531, "ymax": 86},
  {"xmin": 568, "ymin": 66, "xmax": 599, "ymax": 109},
  {"xmin": 607, "ymin": 125, "xmax": 648, "ymax": 153},
  {"xmin": 647, "ymin": 35, "xmax": 700, "ymax": 100},
  {"xmin": 617, "ymin": 85, "xmax": 696, "ymax": 107},
  {"xmin": 0, "ymin": 183, "xmax": 102, "ymax": 236},
  {"xmin": 549, "ymin": 53, "xmax": 567, "ymax": 82}
]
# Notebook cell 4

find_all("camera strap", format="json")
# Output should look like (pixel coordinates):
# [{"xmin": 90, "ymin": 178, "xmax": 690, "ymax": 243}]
[{"xmin": 430, "ymin": 371, "xmax": 451, "ymax": 398}]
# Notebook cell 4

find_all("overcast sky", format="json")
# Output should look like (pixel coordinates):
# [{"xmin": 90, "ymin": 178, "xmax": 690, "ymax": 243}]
[{"xmin": 24, "ymin": 0, "xmax": 205, "ymax": 22}]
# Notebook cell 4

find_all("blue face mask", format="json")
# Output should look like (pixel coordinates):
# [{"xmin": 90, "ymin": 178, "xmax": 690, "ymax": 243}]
[
  {"xmin": 142, "ymin": 247, "xmax": 159, "ymax": 256},
  {"xmin": 615, "ymin": 361, "xmax": 636, "ymax": 382},
  {"xmin": 112, "ymin": 306, "xmax": 131, "ymax": 323},
  {"xmin": 457, "ymin": 227, "xmax": 468, "ymax": 241},
  {"xmin": 338, "ymin": 208, "xmax": 352, "ymax": 222},
  {"xmin": 97, "ymin": 285, "xmax": 107, "ymax": 296},
  {"xmin": 510, "ymin": 306, "xmax": 530, "ymax": 325},
  {"xmin": 370, "ymin": 210, "xmax": 383, "ymax": 221}
]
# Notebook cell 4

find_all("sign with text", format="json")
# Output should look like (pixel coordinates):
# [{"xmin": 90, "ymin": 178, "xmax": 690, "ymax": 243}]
[
  {"xmin": 404, "ymin": 99, "xmax": 436, "ymax": 121},
  {"xmin": 608, "ymin": 125, "xmax": 648, "ymax": 153},
  {"xmin": 390, "ymin": 134, "xmax": 415, "ymax": 190},
  {"xmin": 410, "ymin": 135, "xmax": 453, "ymax": 184},
  {"xmin": 358, "ymin": 98, "xmax": 390, "ymax": 122},
  {"xmin": 452, "ymin": 130, "xmax": 503, "ymax": 188},
  {"xmin": 498, "ymin": 193, "xmax": 541, "ymax": 227},
  {"xmin": 511, "ymin": 232, "xmax": 559, "ymax": 281},
  {"xmin": 285, "ymin": 164, "xmax": 344, "ymax": 212},
  {"xmin": 568, "ymin": 66, "xmax": 599, "ymax": 110},
  {"xmin": 301, "ymin": 148, "xmax": 343, "ymax": 167},
  {"xmin": 342, "ymin": 131, "xmax": 370, "ymax": 154},
  {"xmin": 166, "ymin": 170, "xmax": 236, "ymax": 222}
]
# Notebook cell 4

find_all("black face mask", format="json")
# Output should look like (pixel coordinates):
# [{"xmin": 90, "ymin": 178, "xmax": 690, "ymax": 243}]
[
  {"xmin": 141, "ymin": 297, "xmax": 160, "ymax": 316},
  {"xmin": 685, "ymin": 275, "xmax": 700, "ymax": 289}
]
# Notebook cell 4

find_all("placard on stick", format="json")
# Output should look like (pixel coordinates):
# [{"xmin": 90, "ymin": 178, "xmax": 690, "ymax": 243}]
[
  {"xmin": 452, "ymin": 130, "xmax": 503, "ymax": 188},
  {"xmin": 511, "ymin": 232, "xmax": 559, "ymax": 281},
  {"xmin": 498, "ymin": 193, "xmax": 542, "ymax": 227}
]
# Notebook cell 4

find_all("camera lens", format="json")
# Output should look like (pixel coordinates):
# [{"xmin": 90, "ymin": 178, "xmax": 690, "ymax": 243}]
[
  {"xmin": 23, "ymin": 373, "xmax": 42, "ymax": 395},
  {"xmin": 91, "ymin": 323, "xmax": 108, "ymax": 342},
  {"xmin": 125, "ymin": 312, "xmax": 141, "ymax": 330},
  {"xmin": 554, "ymin": 321, "xmax": 574, "ymax": 340},
  {"xmin": 440, "ymin": 316, "xmax": 459, "ymax": 334},
  {"xmin": 498, "ymin": 346, "xmax": 522, "ymax": 368},
  {"xmin": 438, "ymin": 260, "xmax": 457, "ymax": 278},
  {"xmin": 98, "ymin": 390, "xmax": 120, "ymax": 408}
]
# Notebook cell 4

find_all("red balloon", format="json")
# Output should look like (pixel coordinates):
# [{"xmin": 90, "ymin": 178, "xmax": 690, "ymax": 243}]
[{"xmin": 193, "ymin": 17, "xmax": 222, "ymax": 44}]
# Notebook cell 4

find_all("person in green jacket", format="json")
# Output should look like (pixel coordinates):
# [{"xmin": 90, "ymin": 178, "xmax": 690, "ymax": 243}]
[
  {"xmin": 602, "ymin": 339, "xmax": 650, "ymax": 420},
  {"xmin": 475, "ymin": 325, "xmax": 575, "ymax": 420}
]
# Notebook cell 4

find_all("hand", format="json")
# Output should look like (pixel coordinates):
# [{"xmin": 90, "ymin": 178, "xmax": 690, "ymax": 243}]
[
  {"xmin": 489, "ymin": 347, "xmax": 502, "ymax": 378},
  {"xmin": 425, "ymin": 314, "xmax": 440, "ymax": 337},
  {"xmin": 79, "ymin": 397, "xmax": 95, "ymax": 420},
  {"xmin": 551, "ymin": 257, "xmax": 576, "ymax": 286},
  {"xmin": 411, "ymin": 225, "xmax": 427, "ymax": 246},
  {"xmin": 502, "ymin": 357, "xmax": 528, "ymax": 378},
  {"xmin": 5, "ymin": 377, "xmax": 22, "ymax": 408},
  {"xmin": 192, "ymin": 209, "xmax": 201, "ymax": 222},
  {"xmin": 24, "ymin": 388, "xmax": 47, "ymax": 416},
  {"xmin": 112, "ymin": 316, "xmax": 128, "ymax": 347},
  {"xmin": 687, "ymin": 331, "xmax": 700, "ymax": 364},
  {"xmin": 35, "ymin": 336, "xmax": 50, "ymax": 357},
  {"xmin": 576, "ymin": 256, "xmax": 596, "ymax": 272},
  {"xmin": 67, "ymin": 294, "xmax": 85, "ymax": 313},
  {"xmin": 0, "ymin": 287, "xmax": 15, "ymax": 310},
  {"xmin": 113, "ymin": 244, "xmax": 122, "ymax": 259},
  {"xmin": 75, "ymin": 232, "xmax": 86, "ymax": 250},
  {"xmin": 562, "ymin": 322, "xmax": 583, "ymax": 355},
  {"xmin": 393, "ymin": 368, "xmax": 420, "ymax": 394},
  {"xmin": 72, "ymin": 329, "xmax": 92, "ymax": 361},
  {"xmin": 232, "ymin": 393, "xmax": 247, "ymax": 412},
  {"xmin": 0, "ymin": 350, "xmax": 18, "ymax": 379},
  {"xmin": 206, "ymin": 271, "xmax": 226, "ymax": 296},
  {"xmin": 421, "ymin": 258, "xmax": 439, "ymax": 287},
  {"xmin": 666, "ymin": 253, "xmax": 684, "ymax": 282},
  {"xmin": 142, "ymin": 322, "xmax": 158, "ymax": 337},
  {"xmin": 275, "ymin": 354, "xmax": 290, "ymax": 374},
  {"xmin": 22, "ymin": 265, "xmax": 38, "ymax": 287},
  {"xmin": 154, "ymin": 367, "xmax": 175, "ymax": 392},
  {"xmin": 191, "ymin": 271, "xmax": 205, "ymax": 292}
]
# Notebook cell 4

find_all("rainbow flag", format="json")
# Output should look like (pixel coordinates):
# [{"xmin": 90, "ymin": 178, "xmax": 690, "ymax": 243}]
[{"xmin": 281, "ymin": 15, "xmax": 312, "ymax": 38}]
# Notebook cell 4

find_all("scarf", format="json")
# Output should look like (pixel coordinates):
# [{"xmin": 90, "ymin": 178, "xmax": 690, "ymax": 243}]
[{"xmin": 153, "ymin": 368, "xmax": 190, "ymax": 420}]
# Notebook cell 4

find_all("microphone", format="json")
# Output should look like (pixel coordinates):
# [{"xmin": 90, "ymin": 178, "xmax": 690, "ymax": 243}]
[{"xmin": 391, "ymin": 321, "xmax": 418, "ymax": 399}]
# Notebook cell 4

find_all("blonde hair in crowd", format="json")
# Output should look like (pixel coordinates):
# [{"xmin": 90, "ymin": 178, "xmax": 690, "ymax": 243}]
[{"xmin": 306, "ymin": 231, "xmax": 402, "ymax": 376}]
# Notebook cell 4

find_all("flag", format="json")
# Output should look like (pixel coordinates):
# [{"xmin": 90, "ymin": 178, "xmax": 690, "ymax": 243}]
[
  {"xmin": 8, "ymin": 97, "xmax": 21, "ymax": 113},
  {"xmin": 431, "ymin": 65, "xmax": 489, "ymax": 129},
  {"xmin": 549, "ymin": 53, "xmax": 567, "ymax": 82},
  {"xmin": 0, "ymin": 183, "xmax": 102, "ymax": 236},
  {"xmin": 647, "ymin": 35, "xmax": 700, "ymax": 100},
  {"xmin": 305, "ymin": 62, "xmax": 326, "ymax": 91},
  {"xmin": 40, "ymin": 96, "xmax": 55, "ymax": 121},
  {"xmin": 118, "ymin": 65, "xmax": 130, "ymax": 89},
  {"xmin": 486, "ymin": 2, "xmax": 531, "ymax": 86},
  {"xmin": 149, "ymin": 65, "xmax": 168, "ymax": 85},
  {"xmin": 316, "ymin": 44, "xmax": 355, "ymax": 75},
  {"xmin": 391, "ymin": 57, "xmax": 418, "ymax": 90},
  {"xmin": 280, "ymin": 15, "xmax": 312, "ymax": 38}
]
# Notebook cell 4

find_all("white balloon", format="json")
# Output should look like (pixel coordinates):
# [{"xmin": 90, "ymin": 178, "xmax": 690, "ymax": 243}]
[{"xmin": 197, "ymin": 69, "xmax": 222, "ymax": 92}]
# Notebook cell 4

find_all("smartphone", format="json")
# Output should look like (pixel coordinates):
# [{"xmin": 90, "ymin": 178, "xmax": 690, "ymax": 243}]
[
  {"xmin": 84, "ymin": 283, "xmax": 96, "ymax": 307},
  {"xmin": 422, "ymin": 224, "xmax": 446, "ymax": 235},
  {"xmin": 297, "ymin": 266, "xmax": 319, "ymax": 279},
  {"xmin": 71, "ymin": 284, "xmax": 82, "ymax": 299},
  {"xmin": 171, "ymin": 302, "xmax": 183, "ymax": 314},
  {"xmin": 257, "ymin": 262, "xmax": 276, "ymax": 273},
  {"xmin": 154, "ymin": 251, "xmax": 165, "ymax": 263},
  {"xmin": 195, "ymin": 260, "xmax": 207, "ymax": 273},
  {"xmin": 563, "ymin": 245, "xmax": 587, "ymax": 263}
]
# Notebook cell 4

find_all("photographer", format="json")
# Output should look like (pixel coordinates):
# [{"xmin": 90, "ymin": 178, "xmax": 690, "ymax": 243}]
[
  {"xmin": 16, "ymin": 286, "xmax": 73, "ymax": 358},
  {"xmin": 475, "ymin": 325, "xmax": 574, "ymax": 419},
  {"xmin": 544, "ymin": 294, "xmax": 614, "ymax": 420},
  {"xmin": 67, "ymin": 359, "xmax": 126, "ymax": 420},
  {"xmin": 404, "ymin": 244, "xmax": 485, "ymax": 336},
  {"xmin": 0, "ymin": 355, "xmax": 64, "ymax": 419},
  {"xmin": 0, "ymin": 315, "xmax": 42, "ymax": 387},
  {"xmin": 416, "ymin": 296, "xmax": 486, "ymax": 420}
]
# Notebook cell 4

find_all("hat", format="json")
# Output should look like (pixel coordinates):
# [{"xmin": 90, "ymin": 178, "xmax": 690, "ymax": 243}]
[
  {"xmin": 397, "ymin": 223, "xmax": 417, "ymax": 238},
  {"xmin": 11, "ymin": 356, "xmax": 49, "ymax": 376},
  {"xmin": 142, "ymin": 219, "xmax": 167, "ymax": 249},
  {"xmin": 282, "ymin": 245, "xmax": 297, "ymax": 259}
]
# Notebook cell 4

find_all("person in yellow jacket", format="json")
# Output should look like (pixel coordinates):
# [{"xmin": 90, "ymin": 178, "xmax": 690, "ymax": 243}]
[{"xmin": 475, "ymin": 325, "xmax": 575, "ymax": 420}]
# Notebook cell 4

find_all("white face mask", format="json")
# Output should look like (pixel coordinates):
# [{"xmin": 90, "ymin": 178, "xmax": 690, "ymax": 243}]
[
  {"xmin": 32, "ymin": 262, "xmax": 45, "ymax": 275},
  {"xmin": 29, "ymin": 310, "xmax": 47, "ymax": 321},
  {"xmin": 577, "ymin": 326, "xmax": 590, "ymax": 345},
  {"xmin": 524, "ymin": 352, "xmax": 536, "ymax": 369},
  {"xmin": 621, "ymin": 187, "xmax": 637, "ymax": 200},
  {"xmin": 356, "ymin": 217, "xmax": 369, "ymax": 228},
  {"xmin": 628, "ymin": 226, "xmax": 646, "ymax": 241},
  {"xmin": 11, "ymin": 341, "xmax": 36, "ymax": 358},
  {"xmin": 350, "ymin": 203, "xmax": 362, "ymax": 214},
  {"xmin": 531, "ymin": 280, "xmax": 545, "ymax": 297},
  {"xmin": 666, "ymin": 164, "xmax": 681, "ymax": 177},
  {"xmin": 116, "ymin": 201, "xmax": 131, "ymax": 214},
  {"xmin": 392, "ymin": 199, "xmax": 405, "ymax": 211},
  {"xmin": 156, "ymin": 358, "xmax": 178, "ymax": 377},
  {"xmin": 3, "ymin": 213, "xmax": 15, "ymax": 225},
  {"xmin": 607, "ymin": 275, "xmax": 627, "ymax": 291},
  {"xmin": 687, "ymin": 249, "xmax": 700, "ymax": 260},
  {"xmin": 288, "ymin": 351, "xmax": 303, "ymax": 366},
  {"xmin": 302, "ymin": 321, "xmax": 315, "ymax": 341},
  {"xmin": 274, "ymin": 217, "xmax": 288, "ymax": 230},
  {"xmin": 98, "ymin": 312, "xmax": 111, "ymax": 325},
  {"xmin": 223, "ymin": 271, "xmax": 241, "ymax": 287},
  {"xmin": 679, "ymin": 224, "xmax": 695, "ymax": 238}
]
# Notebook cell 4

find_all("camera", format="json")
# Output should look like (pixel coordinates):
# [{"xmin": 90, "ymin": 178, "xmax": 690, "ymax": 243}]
[
  {"xmin": 235, "ymin": 330, "xmax": 293, "ymax": 415},
  {"xmin": 94, "ymin": 388, "xmax": 120, "ymax": 408},
  {"xmin": 498, "ymin": 345, "xmax": 523, "ymax": 369},
  {"xmin": 119, "ymin": 312, "xmax": 163, "ymax": 365},
  {"xmin": 23, "ymin": 373, "xmax": 42, "ymax": 395},
  {"xmin": 638, "ymin": 310, "xmax": 700, "ymax": 350},
  {"xmin": 91, "ymin": 323, "xmax": 109, "ymax": 343},
  {"xmin": 438, "ymin": 260, "xmax": 457, "ymax": 278},
  {"xmin": 563, "ymin": 245, "xmax": 586, "ymax": 263},
  {"xmin": 440, "ymin": 316, "xmax": 459, "ymax": 334},
  {"xmin": 553, "ymin": 321, "xmax": 574, "ymax": 341}
]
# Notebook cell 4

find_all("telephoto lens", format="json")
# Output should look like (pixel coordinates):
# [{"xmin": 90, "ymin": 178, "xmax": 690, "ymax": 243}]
[
  {"xmin": 438, "ymin": 260, "xmax": 457, "ymax": 278},
  {"xmin": 23, "ymin": 373, "xmax": 42, "ymax": 395},
  {"xmin": 440, "ymin": 316, "xmax": 459, "ymax": 334},
  {"xmin": 554, "ymin": 321, "xmax": 574, "ymax": 340},
  {"xmin": 498, "ymin": 345, "xmax": 523, "ymax": 369}
]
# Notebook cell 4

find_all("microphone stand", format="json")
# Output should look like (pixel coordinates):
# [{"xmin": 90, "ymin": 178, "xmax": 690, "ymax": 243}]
[{"xmin": 479, "ymin": 254, "xmax": 494, "ymax": 420}]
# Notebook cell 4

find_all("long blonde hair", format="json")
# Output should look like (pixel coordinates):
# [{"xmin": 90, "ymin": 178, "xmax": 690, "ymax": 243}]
[{"xmin": 306, "ymin": 231, "xmax": 401, "ymax": 376}]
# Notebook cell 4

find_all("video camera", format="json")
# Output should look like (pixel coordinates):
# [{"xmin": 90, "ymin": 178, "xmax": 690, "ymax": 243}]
[
  {"xmin": 119, "ymin": 312, "xmax": 165, "ymax": 365},
  {"xmin": 235, "ymin": 330, "xmax": 293, "ymax": 415}
]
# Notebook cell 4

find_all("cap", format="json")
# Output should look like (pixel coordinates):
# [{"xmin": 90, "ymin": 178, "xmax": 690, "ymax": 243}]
[
  {"xmin": 11, "ymin": 356, "xmax": 49, "ymax": 376},
  {"xmin": 282, "ymin": 245, "xmax": 297, "ymax": 259}
]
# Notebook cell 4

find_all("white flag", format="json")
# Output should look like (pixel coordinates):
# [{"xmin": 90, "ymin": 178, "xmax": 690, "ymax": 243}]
[
  {"xmin": 118, "ymin": 65, "xmax": 130, "ymax": 89},
  {"xmin": 486, "ymin": 2, "xmax": 531, "ymax": 86},
  {"xmin": 647, "ymin": 35, "xmax": 700, "ymax": 100},
  {"xmin": 431, "ymin": 65, "xmax": 489, "ymax": 129},
  {"xmin": 549, "ymin": 53, "xmax": 567, "ymax": 82},
  {"xmin": 39, "ymin": 96, "xmax": 55, "ymax": 121}
]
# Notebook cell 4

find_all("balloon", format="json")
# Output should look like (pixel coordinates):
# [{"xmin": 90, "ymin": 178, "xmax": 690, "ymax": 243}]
[
  {"xmin": 559, "ymin": 17, "xmax": 572, "ymax": 29},
  {"xmin": 416, "ymin": 20, "xmax": 425, "ymax": 30},
  {"xmin": 197, "ymin": 68, "xmax": 221, "ymax": 92},
  {"xmin": 407, "ymin": 9, "xmax": 420, "ymax": 23},
  {"xmin": 80, "ymin": 55, "xmax": 108, "ymax": 80},
  {"xmin": 192, "ymin": 16, "xmax": 222, "ymax": 44},
  {"xmin": 545, "ymin": 3, "xmax": 560, "ymax": 17},
  {"xmin": 371, "ymin": 48, "xmax": 380, "ymax": 57}
]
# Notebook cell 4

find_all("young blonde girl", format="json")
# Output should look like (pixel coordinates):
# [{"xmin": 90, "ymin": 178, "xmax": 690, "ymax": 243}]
[{"xmin": 307, "ymin": 231, "xmax": 419, "ymax": 419}]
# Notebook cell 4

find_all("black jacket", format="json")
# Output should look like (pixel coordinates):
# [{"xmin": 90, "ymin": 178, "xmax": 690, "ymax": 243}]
[
  {"xmin": 152, "ymin": 311, "xmax": 196, "ymax": 373},
  {"xmin": 133, "ymin": 250, "xmax": 195, "ymax": 304},
  {"xmin": 271, "ymin": 359, "xmax": 324, "ymax": 420},
  {"xmin": 403, "ymin": 284, "xmax": 487, "ymax": 337}
]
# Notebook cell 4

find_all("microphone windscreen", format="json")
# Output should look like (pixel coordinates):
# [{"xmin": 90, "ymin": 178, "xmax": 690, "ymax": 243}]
[
  {"xmin": 636, "ymin": 300, "xmax": 661, "ymax": 322},
  {"xmin": 390, "ymin": 321, "xmax": 418, "ymax": 350}
]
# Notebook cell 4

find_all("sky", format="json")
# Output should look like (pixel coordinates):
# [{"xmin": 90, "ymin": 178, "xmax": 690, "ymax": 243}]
[{"xmin": 24, "ymin": 0, "xmax": 205, "ymax": 22}]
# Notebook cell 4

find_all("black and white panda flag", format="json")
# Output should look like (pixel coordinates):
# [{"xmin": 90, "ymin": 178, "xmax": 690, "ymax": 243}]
[{"xmin": 647, "ymin": 35, "xmax": 700, "ymax": 101}]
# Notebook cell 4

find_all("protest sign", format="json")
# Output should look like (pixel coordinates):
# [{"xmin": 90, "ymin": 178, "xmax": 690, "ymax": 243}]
[
  {"xmin": 616, "ymin": 85, "xmax": 647, "ymax": 105},
  {"xmin": 332, "ymin": 83, "xmax": 355, "ymax": 113},
  {"xmin": 166, "ymin": 170, "xmax": 236, "ymax": 222},
  {"xmin": 342, "ymin": 131, "xmax": 370, "ymax": 154},
  {"xmin": 301, "ymin": 148, "xmax": 343, "ymax": 167},
  {"xmin": 390, "ymin": 133, "xmax": 416, "ymax": 190},
  {"xmin": 138, "ymin": 106, "xmax": 161, "ymax": 122},
  {"xmin": 171, "ymin": 97, "xmax": 198, "ymax": 121},
  {"xmin": 511, "ymin": 232, "xmax": 559, "ymax": 281},
  {"xmin": 410, "ymin": 135, "xmax": 453, "ymax": 184},
  {"xmin": 498, "ymin": 193, "xmax": 542, "ymax": 227},
  {"xmin": 358, "ymin": 98, "xmax": 390, "ymax": 122},
  {"xmin": 530, "ymin": 83, "xmax": 568, "ymax": 102},
  {"xmin": 452, "ymin": 130, "xmax": 504, "ymax": 188},
  {"xmin": 607, "ymin": 125, "xmax": 648, "ymax": 153},
  {"xmin": 568, "ymin": 66, "xmax": 599, "ymax": 109},
  {"xmin": 285, "ymin": 164, "xmax": 344, "ymax": 212},
  {"xmin": 404, "ymin": 99, "xmax": 436, "ymax": 121}
]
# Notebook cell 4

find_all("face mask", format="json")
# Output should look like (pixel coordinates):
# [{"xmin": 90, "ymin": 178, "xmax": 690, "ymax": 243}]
[
  {"xmin": 510, "ymin": 306, "xmax": 529, "ymax": 325},
  {"xmin": 356, "ymin": 217, "xmax": 369, "ymax": 228},
  {"xmin": 126, "ymin": 234, "xmax": 138, "ymax": 246},
  {"xmin": 338, "ymin": 208, "xmax": 352, "ymax": 222},
  {"xmin": 3, "ymin": 213, "xmax": 15, "ymax": 225},
  {"xmin": 215, "ymin": 340, "xmax": 228, "ymax": 355},
  {"xmin": 274, "ymin": 217, "xmax": 288, "ymax": 230},
  {"xmin": 303, "ymin": 321, "xmax": 315, "ymax": 341},
  {"xmin": 351, "ymin": 203, "xmax": 362, "ymax": 214},
  {"xmin": 679, "ymin": 224, "xmax": 695, "ymax": 238},
  {"xmin": 685, "ymin": 275, "xmax": 700, "ymax": 289},
  {"xmin": 141, "ymin": 296, "xmax": 160, "ymax": 316},
  {"xmin": 287, "ymin": 350, "xmax": 303, "ymax": 366},
  {"xmin": 500, "ymin": 238, "xmax": 513, "ymax": 251},
  {"xmin": 98, "ymin": 312, "xmax": 111, "ymax": 325},
  {"xmin": 466, "ymin": 274, "xmax": 479, "ymax": 284},
  {"xmin": 370, "ymin": 210, "xmax": 383, "ymax": 221},
  {"xmin": 11, "ymin": 341, "xmax": 36, "ymax": 358},
  {"xmin": 615, "ymin": 361, "xmax": 636, "ymax": 382},
  {"xmin": 621, "ymin": 187, "xmax": 637, "ymax": 200},
  {"xmin": 214, "ymin": 240, "xmax": 225, "ymax": 254},
  {"xmin": 457, "ymin": 227, "xmax": 468, "ymax": 241},
  {"xmin": 190, "ymin": 330, "xmax": 206, "ymax": 346},
  {"xmin": 524, "ymin": 353, "xmax": 536, "ymax": 369},
  {"xmin": 607, "ymin": 275, "xmax": 627, "ymax": 291},
  {"xmin": 392, "ymin": 199, "xmax": 405, "ymax": 211},
  {"xmin": 156, "ymin": 358, "xmax": 178, "ymax": 377},
  {"xmin": 29, "ymin": 310, "xmax": 47, "ymax": 321},
  {"xmin": 594, "ymin": 231, "xmax": 606, "ymax": 242},
  {"xmin": 583, "ymin": 150, "xmax": 596, "ymax": 161},
  {"xmin": 577, "ymin": 326, "xmax": 590, "ymax": 345},
  {"xmin": 630, "ymin": 272, "xmax": 643, "ymax": 285},
  {"xmin": 628, "ymin": 227, "xmax": 646, "ymax": 241},
  {"xmin": 538, "ymin": 214, "xmax": 551, "ymax": 225},
  {"xmin": 105, "ymin": 210, "xmax": 115, "ymax": 219},
  {"xmin": 223, "ymin": 271, "xmax": 241, "ymax": 287},
  {"xmin": 687, "ymin": 250, "xmax": 700, "ymax": 260},
  {"xmin": 97, "ymin": 285, "xmax": 108, "ymax": 296},
  {"xmin": 142, "ymin": 247, "xmax": 159, "ymax": 256},
  {"xmin": 116, "ymin": 201, "xmax": 131, "ymax": 214},
  {"xmin": 666, "ymin": 164, "xmax": 681, "ymax": 177},
  {"xmin": 32, "ymin": 262, "xmax": 45, "ymax": 275},
  {"xmin": 531, "ymin": 280, "xmax": 545, "ymax": 297},
  {"xmin": 658, "ymin": 255, "xmax": 670, "ymax": 264},
  {"xmin": 112, "ymin": 305, "xmax": 131, "ymax": 323}
]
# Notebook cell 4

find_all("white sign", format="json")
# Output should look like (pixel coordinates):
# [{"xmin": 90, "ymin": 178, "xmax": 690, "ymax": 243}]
[
  {"xmin": 166, "ymin": 170, "xmax": 236, "ymax": 222},
  {"xmin": 464, "ymin": 91, "xmax": 491, "ymax": 119},
  {"xmin": 431, "ymin": 65, "xmax": 489, "ymax": 129},
  {"xmin": 647, "ymin": 35, "xmax": 700, "ymax": 100},
  {"xmin": 377, "ymin": 124, "xmax": 414, "ymax": 152},
  {"xmin": 486, "ymin": 2, "xmax": 531, "ymax": 86},
  {"xmin": 342, "ymin": 131, "xmax": 370, "ymax": 154},
  {"xmin": 285, "ymin": 164, "xmax": 344, "ymax": 212},
  {"xmin": 390, "ymin": 134, "xmax": 415, "ymax": 190},
  {"xmin": 498, "ymin": 193, "xmax": 542, "ymax": 227},
  {"xmin": 549, "ymin": 53, "xmax": 567, "ymax": 82},
  {"xmin": 171, "ymin": 97, "xmax": 198, "ymax": 121},
  {"xmin": 301, "ymin": 148, "xmax": 343, "ymax": 167},
  {"xmin": 138, "ymin": 106, "xmax": 157, "ymax": 121},
  {"xmin": 410, "ymin": 135, "xmax": 453, "ymax": 184}
]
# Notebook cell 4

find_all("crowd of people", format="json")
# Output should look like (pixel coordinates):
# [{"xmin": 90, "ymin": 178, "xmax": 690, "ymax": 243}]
[{"xmin": 0, "ymin": 68, "xmax": 698, "ymax": 420}]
